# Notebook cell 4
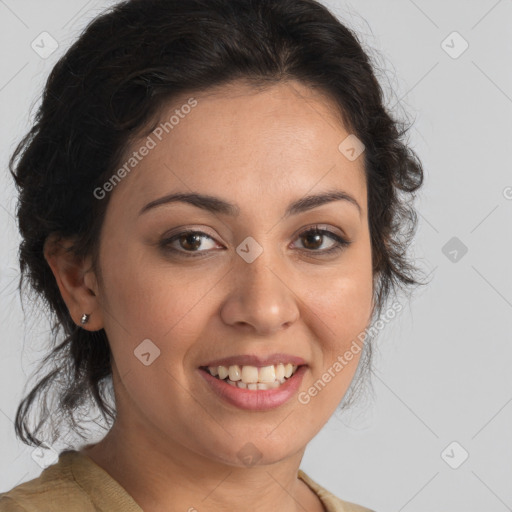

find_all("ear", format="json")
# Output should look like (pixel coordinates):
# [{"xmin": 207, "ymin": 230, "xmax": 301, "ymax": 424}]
[{"xmin": 43, "ymin": 234, "xmax": 104, "ymax": 331}]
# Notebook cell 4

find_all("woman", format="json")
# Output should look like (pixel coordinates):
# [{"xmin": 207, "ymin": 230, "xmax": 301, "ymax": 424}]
[{"xmin": 0, "ymin": 0, "xmax": 423, "ymax": 510}]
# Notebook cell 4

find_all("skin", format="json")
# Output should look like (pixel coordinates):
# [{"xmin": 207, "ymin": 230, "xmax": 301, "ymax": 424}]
[{"xmin": 45, "ymin": 79, "xmax": 374, "ymax": 512}]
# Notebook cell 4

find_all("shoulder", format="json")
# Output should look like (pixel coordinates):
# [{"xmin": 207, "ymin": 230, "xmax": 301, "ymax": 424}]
[
  {"xmin": 0, "ymin": 450, "xmax": 141, "ymax": 512},
  {"xmin": 298, "ymin": 469, "xmax": 376, "ymax": 512},
  {"xmin": 0, "ymin": 451, "xmax": 95, "ymax": 512},
  {"xmin": 0, "ymin": 497, "xmax": 28, "ymax": 512}
]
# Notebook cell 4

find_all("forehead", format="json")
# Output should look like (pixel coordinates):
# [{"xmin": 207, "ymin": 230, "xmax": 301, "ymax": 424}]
[{"xmin": 106, "ymin": 79, "xmax": 366, "ymax": 220}]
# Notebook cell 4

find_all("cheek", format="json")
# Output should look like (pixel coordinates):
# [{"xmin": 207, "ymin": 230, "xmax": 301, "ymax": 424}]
[
  {"xmin": 98, "ymin": 254, "xmax": 213, "ymax": 405},
  {"xmin": 305, "ymin": 250, "xmax": 373, "ymax": 346},
  {"xmin": 100, "ymin": 238, "xmax": 218, "ymax": 337},
  {"xmin": 296, "ymin": 259, "xmax": 373, "ymax": 425},
  {"xmin": 98, "ymin": 250, "xmax": 227, "ymax": 393}
]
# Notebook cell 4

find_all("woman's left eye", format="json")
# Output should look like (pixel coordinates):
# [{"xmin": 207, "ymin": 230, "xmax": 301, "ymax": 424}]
[
  {"xmin": 292, "ymin": 227, "xmax": 351, "ymax": 255},
  {"xmin": 159, "ymin": 226, "xmax": 350, "ymax": 258}
]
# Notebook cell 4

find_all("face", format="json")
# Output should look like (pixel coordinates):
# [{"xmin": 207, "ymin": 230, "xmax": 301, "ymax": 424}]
[{"xmin": 85, "ymin": 80, "xmax": 373, "ymax": 467}]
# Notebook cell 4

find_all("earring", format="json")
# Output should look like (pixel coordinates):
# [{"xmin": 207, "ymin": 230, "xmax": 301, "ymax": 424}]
[{"xmin": 80, "ymin": 313, "xmax": 90, "ymax": 325}]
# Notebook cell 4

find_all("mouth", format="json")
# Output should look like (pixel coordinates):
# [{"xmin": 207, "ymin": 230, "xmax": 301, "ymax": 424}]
[
  {"xmin": 198, "ymin": 363, "xmax": 308, "ymax": 410},
  {"xmin": 199, "ymin": 363, "xmax": 302, "ymax": 391}
]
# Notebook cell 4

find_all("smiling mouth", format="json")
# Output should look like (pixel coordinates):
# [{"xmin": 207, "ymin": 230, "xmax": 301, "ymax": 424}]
[{"xmin": 199, "ymin": 363, "xmax": 301, "ymax": 390}]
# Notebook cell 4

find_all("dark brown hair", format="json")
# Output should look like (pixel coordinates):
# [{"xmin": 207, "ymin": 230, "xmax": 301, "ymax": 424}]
[{"xmin": 10, "ymin": 0, "xmax": 424, "ymax": 448}]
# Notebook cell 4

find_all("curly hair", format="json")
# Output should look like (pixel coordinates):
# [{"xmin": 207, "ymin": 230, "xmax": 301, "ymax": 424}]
[{"xmin": 9, "ymin": 0, "xmax": 424, "ymax": 448}]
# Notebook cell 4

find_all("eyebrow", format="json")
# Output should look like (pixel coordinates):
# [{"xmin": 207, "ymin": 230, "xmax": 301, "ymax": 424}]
[{"xmin": 138, "ymin": 188, "xmax": 362, "ymax": 218}]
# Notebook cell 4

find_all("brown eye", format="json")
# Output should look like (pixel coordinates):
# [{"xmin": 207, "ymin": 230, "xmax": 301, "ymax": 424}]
[
  {"xmin": 300, "ymin": 231, "xmax": 325, "ymax": 250},
  {"xmin": 160, "ymin": 230, "xmax": 220, "ymax": 257},
  {"xmin": 178, "ymin": 233, "xmax": 203, "ymax": 251},
  {"xmin": 293, "ymin": 227, "xmax": 351, "ymax": 255}
]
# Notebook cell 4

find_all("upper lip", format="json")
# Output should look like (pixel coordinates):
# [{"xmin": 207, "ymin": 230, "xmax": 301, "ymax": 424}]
[{"xmin": 200, "ymin": 353, "xmax": 307, "ymax": 368}]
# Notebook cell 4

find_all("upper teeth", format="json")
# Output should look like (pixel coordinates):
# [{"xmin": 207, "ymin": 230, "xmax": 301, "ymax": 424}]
[{"xmin": 208, "ymin": 363, "xmax": 298, "ymax": 383}]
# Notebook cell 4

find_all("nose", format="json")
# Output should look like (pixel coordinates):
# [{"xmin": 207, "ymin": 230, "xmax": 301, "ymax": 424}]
[{"xmin": 220, "ymin": 247, "xmax": 300, "ymax": 336}]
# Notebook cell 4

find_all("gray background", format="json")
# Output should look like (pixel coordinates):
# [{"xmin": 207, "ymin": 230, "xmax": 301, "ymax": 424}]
[{"xmin": 1, "ymin": 1, "xmax": 511, "ymax": 511}]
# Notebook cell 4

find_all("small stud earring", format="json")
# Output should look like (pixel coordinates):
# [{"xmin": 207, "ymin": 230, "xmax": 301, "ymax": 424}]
[{"xmin": 80, "ymin": 313, "xmax": 90, "ymax": 325}]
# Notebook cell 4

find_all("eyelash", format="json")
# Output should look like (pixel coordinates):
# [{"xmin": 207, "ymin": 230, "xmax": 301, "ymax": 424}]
[{"xmin": 159, "ymin": 226, "xmax": 351, "ymax": 258}]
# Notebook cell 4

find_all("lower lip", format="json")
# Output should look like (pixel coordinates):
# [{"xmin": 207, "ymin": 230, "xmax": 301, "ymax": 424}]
[{"xmin": 198, "ymin": 366, "xmax": 307, "ymax": 411}]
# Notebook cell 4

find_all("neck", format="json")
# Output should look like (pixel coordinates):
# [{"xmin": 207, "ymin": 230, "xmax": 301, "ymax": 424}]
[{"xmin": 81, "ymin": 421, "xmax": 324, "ymax": 512}]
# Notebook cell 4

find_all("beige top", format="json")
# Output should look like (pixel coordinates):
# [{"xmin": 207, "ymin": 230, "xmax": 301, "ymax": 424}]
[{"xmin": 0, "ymin": 450, "xmax": 374, "ymax": 511}]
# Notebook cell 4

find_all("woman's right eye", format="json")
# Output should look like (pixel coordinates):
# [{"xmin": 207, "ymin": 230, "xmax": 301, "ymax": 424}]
[{"xmin": 160, "ymin": 230, "xmax": 221, "ymax": 257}]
